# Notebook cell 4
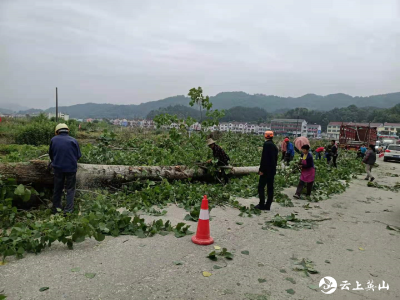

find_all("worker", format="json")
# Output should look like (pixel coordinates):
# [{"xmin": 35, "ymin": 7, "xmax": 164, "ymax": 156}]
[
  {"xmin": 331, "ymin": 140, "xmax": 338, "ymax": 168},
  {"xmin": 284, "ymin": 138, "xmax": 295, "ymax": 165},
  {"xmin": 326, "ymin": 140, "xmax": 338, "ymax": 167},
  {"xmin": 280, "ymin": 136, "xmax": 289, "ymax": 161},
  {"xmin": 206, "ymin": 138, "xmax": 230, "ymax": 184},
  {"xmin": 293, "ymin": 144, "xmax": 315, "ymax": 199},
  {"xmin": 315, "ymin": 146, "xmax": 324, "ymax": 160},
  {"xmin": 49, "ymin": 124, "xmax": 82, "ymax": 214},
  {"xmin": 256, "ymin": 131, "xmax": 278, "ymax": 211},
  {"xmin": 363, "ymin": 144, "xmax": 376, "ymax": 182},
  {"xmin": 359, "ymin": 144, "xmax": 367, "ymax": 159}
]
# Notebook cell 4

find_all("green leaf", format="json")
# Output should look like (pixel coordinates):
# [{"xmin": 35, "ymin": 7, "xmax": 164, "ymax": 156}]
[
  {"xmin": 207, "ymin": 251, "xmax": 218, "ymax": 261},
  {"xmin": 346, "ymin": 249, "xmax": 354, "ymax": 252},
  {"xmin": 213, "ymin": 265, "xmax": 223, "ymax": 270},
  {"xmin": 94, "ymin": 233, "xmax": 105, "ymax": 242},
  {"xmin": 279, "ymin": 269, "xmax": 287, "ymax": 273},
  {"xmin": 286, "ymin": 277, "xmax": 296, "ymax": 284},
  {"xmin": 286, "ymin": 288, "xmax": 295, "ymax": 295},
  {"xmin": 316, "ymin": 241, "xmax": 324, "ymax": 244},
  {"xmin": 308, "ymin": 284, "xmax": 319, "ymax": 290},
  {"xmin": 14, "ymin": 184, "xmax": 26, "ymax": 196},
  {"xmin": 241, "ymin": 250, "xmax": 249, "ymax": 255},
  {"xmin": 173, "ymin": 261, "xmax": 183, "ymax": 265},
  {"xmin": 258, "ymin": 278, "xmax": 267, "ymax": 283},
  {"xmin": 71, "ymin": 267, "xmax": 80, "ymax": 272},
  {"xmin": 85, "ymin": 273, "xmax": 96, "ymax": 279},
  {"xmin": 236, "ymin": 222, "xmax": 244, "ymax": 225},
  {"xmin": 325, "ymin": 260, "xmax": 331, "ymax": 264},
  {"xmin": 0, "ymin": 294, "xmax": 7, "ymax": 300},
  {"xmin": 39, "ymin": 287, "xmax": 49, "ymax": 292}
]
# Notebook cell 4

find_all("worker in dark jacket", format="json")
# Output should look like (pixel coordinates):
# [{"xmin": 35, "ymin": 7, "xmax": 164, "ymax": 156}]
[
  {"xmin": 207, "ymin": 138, "xmax": 230, "ymax": 184},
  {"xmin": 256, "ymin": 131, "xmax": 278, "ymax": 210},
  {"xmin": 330, "ymin": 140, "xmax": 338, "ymax": 168},
  {"xmin": 49, "ymin": 123, "xmax": 82, "ymax": 214},
  {"xmin": 363, "ymin": 144, "xmax": 376, "ymax": 182}
]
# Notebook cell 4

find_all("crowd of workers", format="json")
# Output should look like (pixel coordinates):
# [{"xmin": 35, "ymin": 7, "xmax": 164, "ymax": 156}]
[{"xmin": 49, "ymin": 123, "xmax": 377, "ymax": 214}]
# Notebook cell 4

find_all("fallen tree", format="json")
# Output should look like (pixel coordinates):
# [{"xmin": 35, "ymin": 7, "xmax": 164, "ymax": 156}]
[{"xmin": 0, "ymin": 160, "xmax": 259, "ymax": 186}]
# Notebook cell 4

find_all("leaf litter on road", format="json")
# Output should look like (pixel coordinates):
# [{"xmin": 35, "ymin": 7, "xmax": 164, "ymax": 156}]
[
  {"xmin": 85, "ymin": 273, "xmax": 96, "ymax": 279},
  {"xmin": 202, "ymin": 271, "xmax": 212, "ymax": 277}
]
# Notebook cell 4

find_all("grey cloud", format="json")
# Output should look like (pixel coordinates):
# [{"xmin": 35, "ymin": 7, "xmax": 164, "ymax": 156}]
[{"xmin": 0, "ymin": 0, "xmax": 399, "ymax": 109}]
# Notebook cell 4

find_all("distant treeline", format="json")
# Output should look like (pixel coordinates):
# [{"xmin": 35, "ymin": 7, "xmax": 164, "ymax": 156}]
[{"xmin": 147, "ymin": 103, "xmax": 400, "ymax": 130}]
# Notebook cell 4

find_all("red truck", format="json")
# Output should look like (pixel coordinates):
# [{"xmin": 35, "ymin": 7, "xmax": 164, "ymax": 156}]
[{"xmin": 339, "ymin": 124, "xmax": 377, "ymax": 150}]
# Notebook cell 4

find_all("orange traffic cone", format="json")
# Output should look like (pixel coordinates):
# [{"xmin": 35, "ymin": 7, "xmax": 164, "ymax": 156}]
[{"xmin": 192, "ymin": 195, "xmax": 214, "ymax": 245}]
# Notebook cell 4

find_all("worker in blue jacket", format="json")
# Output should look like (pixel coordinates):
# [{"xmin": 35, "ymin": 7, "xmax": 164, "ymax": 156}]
[
  {"xmin": 283, "ymin": 138, "xmax": 295, "ymax": 166},
  {"xmin": 49, "ymin": 124, "xmax": 82, "ymax": 214}
]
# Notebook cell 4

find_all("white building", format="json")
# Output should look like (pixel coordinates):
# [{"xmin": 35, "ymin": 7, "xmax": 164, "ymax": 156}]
[
  {"xmin": 48, "ymin": 112, "xmax": 70, "ymax": 121},
  {"xmin": 306, "ymin": 124, "xmax": 322, "ymax": 138}
]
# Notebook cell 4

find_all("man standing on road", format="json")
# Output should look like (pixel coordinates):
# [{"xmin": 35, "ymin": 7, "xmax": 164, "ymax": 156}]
[
  {"xmin": 49, "ymin": 124, "xmax": 82, "ymax": 214},
  {"xmin": 256, "ymin": 131, "xmax": 278, "ymax": 211},
  {"xmin": 363, "ymin": 144, "xmax": 376, "ymax": 182}
]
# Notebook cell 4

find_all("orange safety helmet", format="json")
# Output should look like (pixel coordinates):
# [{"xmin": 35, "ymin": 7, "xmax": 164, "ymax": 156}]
[{"xmin": 264, "ymin": 131, "xmax": 274, "ymax": 139}]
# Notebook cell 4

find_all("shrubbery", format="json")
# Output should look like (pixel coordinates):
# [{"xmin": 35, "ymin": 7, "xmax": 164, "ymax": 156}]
[{"xmin": 15, "ymin": 114, "xmax": 77, "ymax": 146}]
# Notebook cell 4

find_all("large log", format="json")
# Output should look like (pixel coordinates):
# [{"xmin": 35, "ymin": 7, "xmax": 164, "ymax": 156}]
[{"xmin": 0, "ymin": 161, "xmax": 259, "ymax": 186}]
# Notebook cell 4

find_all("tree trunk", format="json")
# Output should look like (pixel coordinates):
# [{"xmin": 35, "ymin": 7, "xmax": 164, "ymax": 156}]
[{"xmin": 0, "ymin": 161, "xmax": 259, "ymax": 186}]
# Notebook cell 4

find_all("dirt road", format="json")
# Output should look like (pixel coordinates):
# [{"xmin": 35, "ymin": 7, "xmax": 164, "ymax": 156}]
[{"xmin": 1, "ymin": 160, "xmax": 400, "ymax": 300}]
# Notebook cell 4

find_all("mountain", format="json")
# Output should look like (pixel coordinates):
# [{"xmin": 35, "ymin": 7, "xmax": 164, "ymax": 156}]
[
  {"xmin": 16, "ymin": 91, "xmax": 400, "ymax": 119},
  {"xmin": 0, "ymin": 103, "xmax": 29, "ymax": 112},
  {"xmin": 42, "ymin": 96, "xmax": 188, "ymax": 119},
  {"xmin": 0, "ymin": 108, "xmax": 14, "ymax": 114},
  {"xmin": 147, "ymin": 105, "xmax": 270, "ymax": 123}
]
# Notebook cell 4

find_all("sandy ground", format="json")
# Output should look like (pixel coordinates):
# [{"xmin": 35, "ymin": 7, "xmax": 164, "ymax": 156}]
[{"xmin": 1, "ymin": 159, "xmax": 400, "ymax": 300}]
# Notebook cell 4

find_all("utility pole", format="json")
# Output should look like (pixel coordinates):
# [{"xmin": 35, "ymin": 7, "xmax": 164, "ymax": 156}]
[
  {"xmin": 296, "ymin": 114, "xmax": 299, "ymax": 137},
  {"xmin": 56, "ymin": 87, "xmax": 58, "ymax": 122}
]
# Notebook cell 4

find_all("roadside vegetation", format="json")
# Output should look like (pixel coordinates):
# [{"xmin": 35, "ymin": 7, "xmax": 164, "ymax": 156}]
[{"xmin": 0, "ymin": 88, "xmax": 366, "ymax": 262}]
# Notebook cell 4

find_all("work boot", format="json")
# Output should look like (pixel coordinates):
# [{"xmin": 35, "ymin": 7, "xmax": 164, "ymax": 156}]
[
  {"xmin": 370, "ymin": 177, "xmax": 375, "ymax": 182},
  {"xmin": 255, "ymin": 203, "xmax": 268, "ymax": 211}
]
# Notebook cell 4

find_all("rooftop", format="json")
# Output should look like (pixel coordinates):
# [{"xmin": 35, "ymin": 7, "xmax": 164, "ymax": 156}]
[
  {"xmin": 328, "ymin": 122, "xmax": 383, "ymax": 127},
  {"xmin": 271, "ymin": 119, "xmax": 306, "ymax": 123},
  {"xmin": 384, "ymin": 123, "xmax": 400, "ymax": 127}
]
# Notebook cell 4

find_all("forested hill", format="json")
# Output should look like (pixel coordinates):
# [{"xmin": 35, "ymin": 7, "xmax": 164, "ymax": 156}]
[
  {"xmin": 16, "ymin": 91, "xmax": 400, "ymax": 119},
  {"xmin": 147, "ymin": 105, "xmax": 270, "ymax": 123}
]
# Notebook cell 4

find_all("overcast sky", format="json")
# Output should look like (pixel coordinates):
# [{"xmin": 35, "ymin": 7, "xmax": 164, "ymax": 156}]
[{"xmin": 1, "ymin": 0, "xmax": 399, "ymax": 109}]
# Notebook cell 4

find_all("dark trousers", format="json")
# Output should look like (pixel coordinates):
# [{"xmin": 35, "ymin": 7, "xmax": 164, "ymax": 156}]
[
  {"xmin": 332, "ymin": 155, "xmax": 337, "ymax": 168},
  {"xmin": 258, "ymin": 175, "xmax": 274, "ymax": 209},
  {"xmin": 295, "ymin": 180, "xmax": 314, "ymax": 196},
  {"xmin": 216, "ymin": 161, "xmax": 229, "ymax": 184},
  {"xmin": 281, "ymin": 151, "xmax": 286, "ymax": 161},
  {"xmin": 53, "ymin": 172, "xmax": 77, "ymax": 214},
  {"xmin": 315, "ymin": 152, "xmax": 321, "ymax": 160},
  {"xmin": 284, "ymin": 154, "xmax": 293, "ymax": 166},
  {"xmin": 326, "ymin": 153, "xmax": 331, "ymax": 163}
]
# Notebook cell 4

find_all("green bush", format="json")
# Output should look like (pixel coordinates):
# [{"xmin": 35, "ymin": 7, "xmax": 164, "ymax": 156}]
[{"xmin": 15, "ymin": 116, "xmax": 77, "ymax": 146}]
